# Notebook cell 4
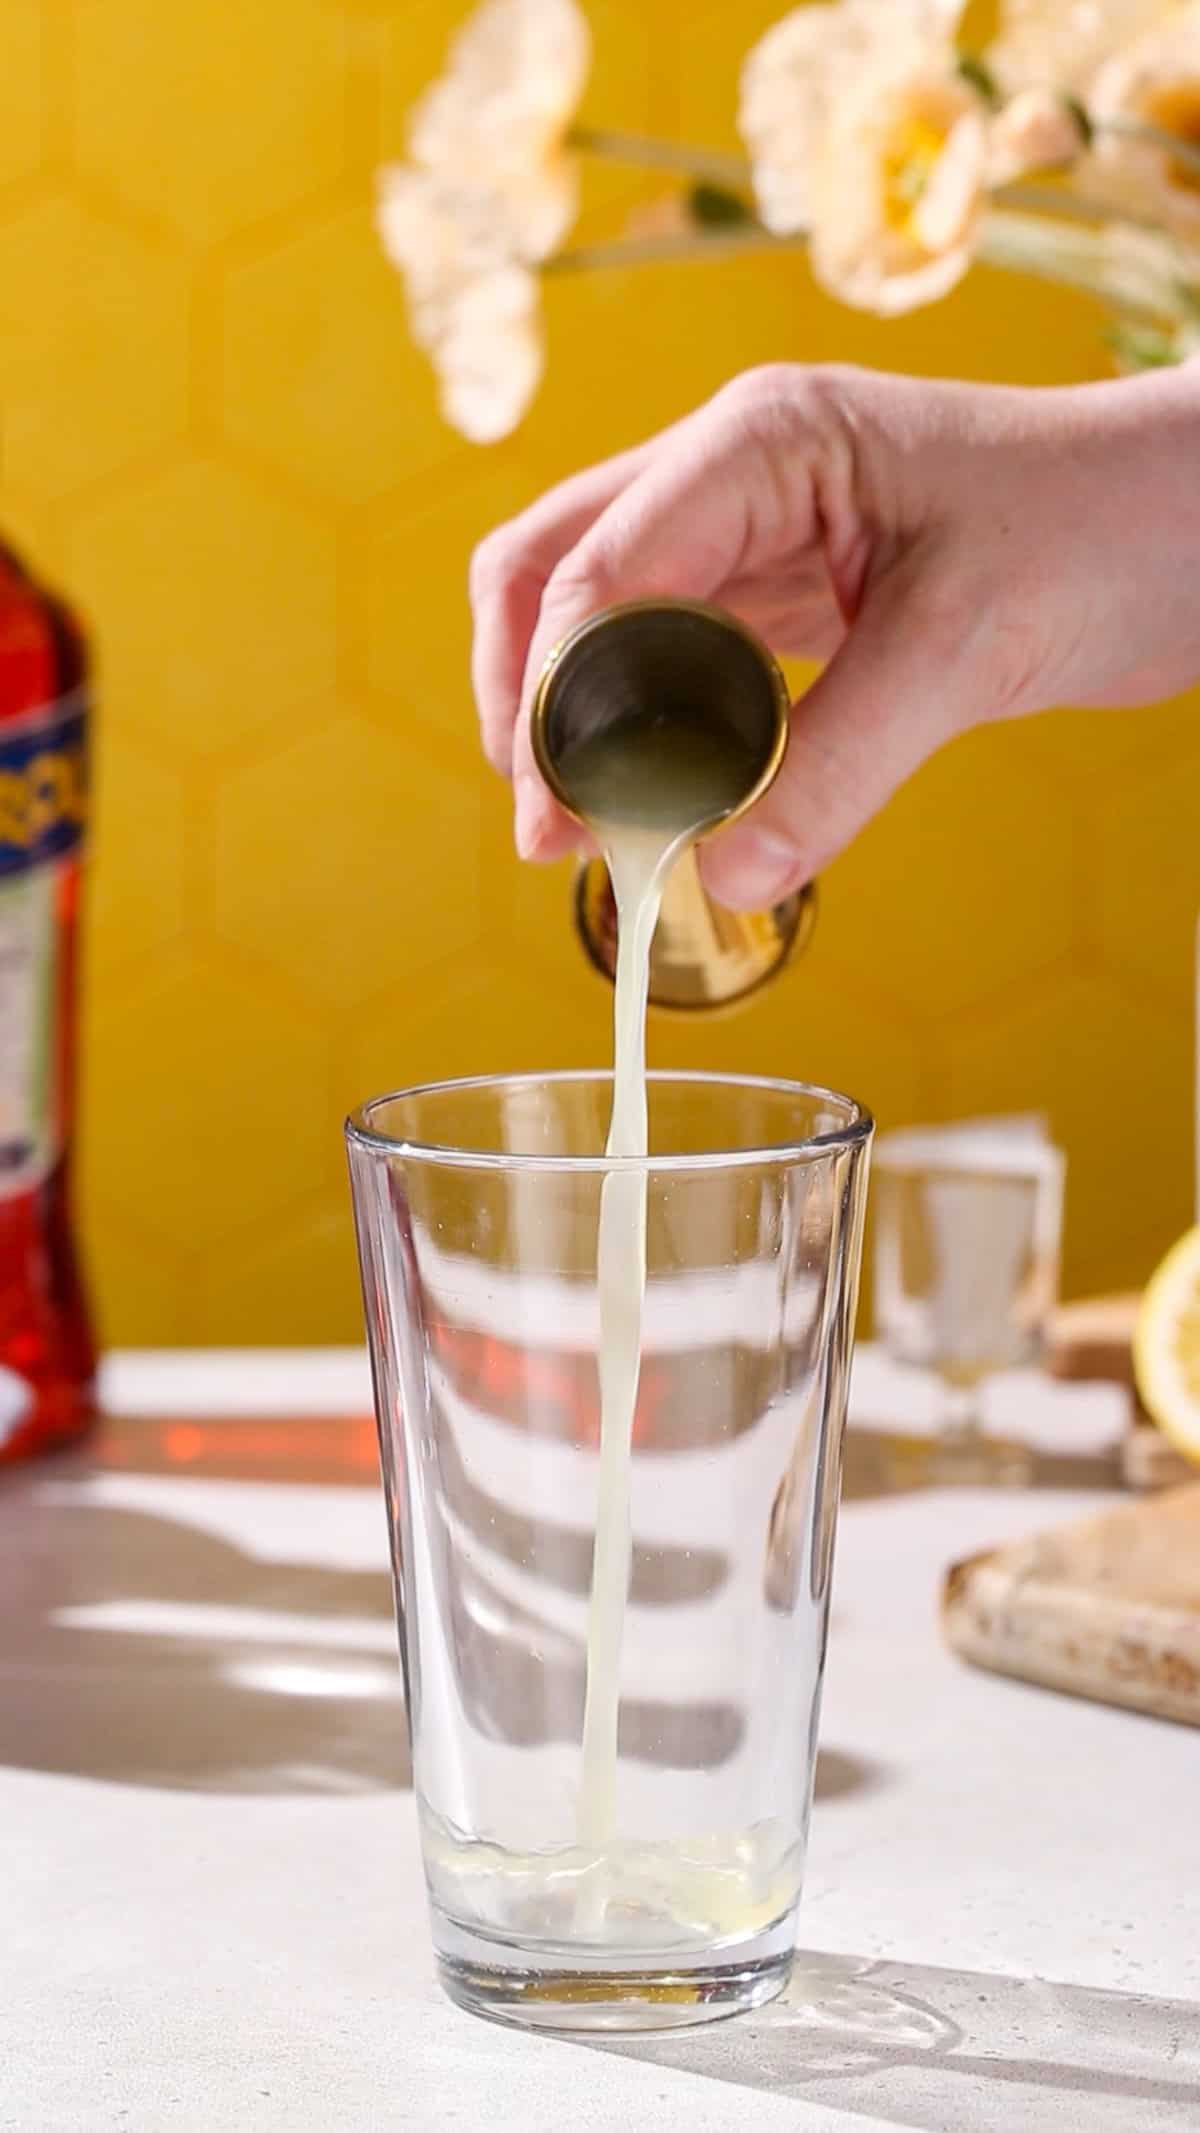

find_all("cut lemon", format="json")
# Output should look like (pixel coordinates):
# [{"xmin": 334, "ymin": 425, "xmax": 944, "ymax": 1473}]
[{"xmin": 1133, "ymin": 1227, "xmax": 1200, "ymax": 1468}]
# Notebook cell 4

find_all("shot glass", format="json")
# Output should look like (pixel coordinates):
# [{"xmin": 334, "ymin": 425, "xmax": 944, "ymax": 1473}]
[
  {"xmin": 346, "ymin": 1071, "xmax": 872, "ymax": 2032},
  {"xmin": 872, "ymin": 1122, "xmax": 1066, "ymax": 1485}
]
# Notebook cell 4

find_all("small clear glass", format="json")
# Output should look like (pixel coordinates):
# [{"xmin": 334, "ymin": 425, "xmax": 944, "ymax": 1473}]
[
  {"xmin": 872, "ymin": 1125, "xmax": 1065, "ymax": 1485},
  {"xmin": 346, "ymin": 1071, "xmax": 871, "ymax": 2032}
]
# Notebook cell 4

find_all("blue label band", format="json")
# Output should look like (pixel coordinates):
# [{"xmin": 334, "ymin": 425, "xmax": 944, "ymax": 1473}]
[{"xmin": 0, "ymin": 693, "xmax": 87, "ymax": 875}]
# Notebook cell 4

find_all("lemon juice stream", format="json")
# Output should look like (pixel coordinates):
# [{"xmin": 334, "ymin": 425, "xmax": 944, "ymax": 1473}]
[{"xmin": 428, "ymin": 709, "xmax": 804, "ymax": 1952}]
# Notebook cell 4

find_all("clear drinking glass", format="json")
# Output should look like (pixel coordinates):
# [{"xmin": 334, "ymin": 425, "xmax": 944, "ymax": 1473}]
[
  {"xmin": 345, "ymin": 1071, "xmax": 872, "ymax": 2032},
  {"xmin": 871, "ymin": 1126, "xmax": 1065, "ymax": 1485}
]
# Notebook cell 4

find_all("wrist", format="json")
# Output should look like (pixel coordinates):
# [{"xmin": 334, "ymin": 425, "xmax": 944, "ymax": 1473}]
[{"xmin": 1028, "ymin": 366, "xmax": 1200, "ymax": 713}]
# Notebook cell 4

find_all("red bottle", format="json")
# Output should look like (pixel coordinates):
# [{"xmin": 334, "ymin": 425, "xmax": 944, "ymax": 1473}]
[{"xmin": 0, "ymin": 539, "xmax": 95, "ymax": 1462}]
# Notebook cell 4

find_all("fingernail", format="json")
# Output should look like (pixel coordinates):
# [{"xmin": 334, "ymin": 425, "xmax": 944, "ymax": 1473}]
[
  {"xmin": 514, "ymin": 781, "xmax": 545, "ymax": 860},
  {"xmin": 708, "ymin": 826, "xmax": 802, "ymax": 909}
]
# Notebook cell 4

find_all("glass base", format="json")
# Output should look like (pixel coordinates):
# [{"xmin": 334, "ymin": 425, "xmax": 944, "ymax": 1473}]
[
  {"xmin": 433, "ymin": 1911, "xmax": 795, "ymax": 2033},
  {"xmin": 874, "ymin": 1427, "xmax": 1034, "ymax": 1491},
  {"xmin": 927, "ymin": 1427, "xmax": 1034, "ymax": 1488}
]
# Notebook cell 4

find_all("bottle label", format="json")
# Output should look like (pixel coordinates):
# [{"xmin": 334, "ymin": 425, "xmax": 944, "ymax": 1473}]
[
  {"xmin": 0, "ymin": 693, "xmax": 86, "ymax": 1197},
  {"xmin": 0, "ymin": 690, "xmax": 87, "ymax": 873}
]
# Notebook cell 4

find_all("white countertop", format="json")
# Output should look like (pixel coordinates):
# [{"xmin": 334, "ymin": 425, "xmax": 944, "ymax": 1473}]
[{"xmin": 5, "ymin": 1352, "xmax": 1197, "ymax": 2132}]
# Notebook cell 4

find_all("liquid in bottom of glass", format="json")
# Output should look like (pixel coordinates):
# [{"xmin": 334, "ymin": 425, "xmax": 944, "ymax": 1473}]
[{"xmin": 347, "ymin": 1072, "xmax": 871, "ymax": 2030}]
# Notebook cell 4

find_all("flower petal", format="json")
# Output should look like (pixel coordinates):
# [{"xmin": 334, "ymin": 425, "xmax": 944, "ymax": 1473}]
[
  {"xmin": 740, "ymin": 0, "xmax": 971, "ymax": 235},
  {"xmin": 913, "ymin": 107, "xmax": 989, "ymax": 250},
  {"xmin": 739, "ymin": 4, "xmax": 847, "ymax": 234},
  {"xmin": 989, "ymin": 86, "xmax": 1087, "ymax": 182},
  {"xmin": 435, "ymin": 266, "xmax": 543, "ymax": 442},
  {"xmin": 409, "ymin": 0, "xmax": 590, "ymax": 177},
  {"xmin": 377, "ymin": 166, "xmax": 511, "ymax": 337},
  {"xmin": 1087, "ymin": 6, "xmax": 1200, "ymax": 224},
  {"xmin": 376, "ymin": 164, "xmax": 544, "ymax": 440},
  {"xmin": 808, "ymin": 67, "xmax": 985, "ymax": 315},
  {"xmin": 988, "ymin": 0, "xmax": 1170, "ymax": 96}
]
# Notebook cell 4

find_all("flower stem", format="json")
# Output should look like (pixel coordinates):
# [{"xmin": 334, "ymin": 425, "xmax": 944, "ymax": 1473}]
[
  {"xmin": 978, "ymin": 216, "xmax": 1117, "ymax": 304},
  {"xmin": 993, "ymin": 180, "xmax": 1127, "ymax": 226},
  {"xmin": 979, "ymin": 207, "xmax": 1184, "ymax": 319},
  {"xmin": 1092, "ymin": 113, "xmax": 1200, "ymax": 180},
  {"xmin": 568, "ymin": 125, "xmax": 751, "ymax": 187},
  {"xmin": 544, "ymin": 224, "xmax": 800, "ymax": 274}
]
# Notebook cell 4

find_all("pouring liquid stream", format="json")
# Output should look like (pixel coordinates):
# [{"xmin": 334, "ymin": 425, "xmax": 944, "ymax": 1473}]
[
  {"xmin": 420, "ymin": 699, "xmax": 808, "ymax": 1952},
  {"xmin": 560, "ymin": 709, "xmax": 763, "ymax": 1927}
]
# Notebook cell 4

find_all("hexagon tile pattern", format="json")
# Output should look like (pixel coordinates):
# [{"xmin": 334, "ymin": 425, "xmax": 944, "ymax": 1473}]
[{"xmin": 3, "ymin": 0, "xmax": 1198, "ymax": 1349}]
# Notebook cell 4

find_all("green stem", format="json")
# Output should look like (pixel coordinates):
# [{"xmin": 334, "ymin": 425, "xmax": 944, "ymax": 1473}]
[
  {"xmin": 568, "ymin": 125, "xmax": 751, "ymax": 187},
  {"xmin": 543, "ymin": 191, "xmax": 1198, "ymax": 333},
  {"xmin": 978, "ymin": 225, "xmax": 1121, "ymax": 307},
  {"xmin": 978, "ymin": 208, "xmax": 1179, "ymax": 319},
  {"xmin": 1093, "ymin": 113, "xmax": 1200, "ymax": 180},
  {"xmin": 993, "ymin": 180, "xmax": 1133, "ymax": 227},
  {"xmin": 544, "ymin": 224, "xmax": 800, "ymax": 274}
]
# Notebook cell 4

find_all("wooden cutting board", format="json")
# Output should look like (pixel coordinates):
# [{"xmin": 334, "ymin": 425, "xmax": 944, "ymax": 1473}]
[{"xmin": 943, "ymin": 1483, "xmax": 1200, "ymax": 1725}]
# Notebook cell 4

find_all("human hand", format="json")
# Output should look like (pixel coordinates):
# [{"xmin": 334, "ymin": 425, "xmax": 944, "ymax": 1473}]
[{"xmin": 469, "ymin": 360, "xmax": 1200, "ymax": 907}]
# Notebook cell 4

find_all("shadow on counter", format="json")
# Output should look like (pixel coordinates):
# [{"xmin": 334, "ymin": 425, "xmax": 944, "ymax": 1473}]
[
  {"xmin": 0, "ymin": 1426, "xmax": 884, "ymax": 1813},
  {"xmin": 0, "ymin": 1427, "xmax": 409, "ymax": 1795},
  {"xmin": 592, "ymin": 1947, "xmax": 1198, "ymax": 2131}
]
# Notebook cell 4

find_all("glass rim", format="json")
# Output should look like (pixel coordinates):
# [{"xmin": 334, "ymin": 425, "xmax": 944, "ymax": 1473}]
[{"xmin": 345, "ymin": 1068, "xmax": 873, "ymax": 1175}]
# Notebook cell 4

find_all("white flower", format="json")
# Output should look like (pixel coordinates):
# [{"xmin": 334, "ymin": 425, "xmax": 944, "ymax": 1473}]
[
  {"xmin": 987, "ymin": 1, "xmax": 1170, "ymax": 97},
  {"xmin": 1088, "ymin": 4, "xmax": 1200, "ymax": 225},
  {"xmin": 377, "ymin": 167, "xmax": 542, "ymax": 442},
  {"xmin": 432, "ymin": 265, "xmax": 543, "ymax": 445},
  {"xmin": 740, "ymin": 1, "xmax": 966, "ymax": 235},
  {"xmin": 408, "ymin": 0, "xmax": 590, "ymax": 258},
  {"xmin": 814, "ymin": 76, "xmax": 988, "ymax": 313},
  {"xmin": 376, "ymin": 0, "xmax": 589, "ymax": 440},
  {"xmin": 739, "ymin": 3, "xmax": 867, "ymax": 237},
  {"xmin": 741, "ymin": 2, "xmax": 987, "ymax": 316},
  {"xmin": 989, "ymin": 87, "xmax": 1090, "ymax": 182}
]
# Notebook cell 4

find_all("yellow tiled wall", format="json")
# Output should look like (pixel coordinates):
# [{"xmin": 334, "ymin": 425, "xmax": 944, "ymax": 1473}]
[{"xmin": 3, "ymin": 0, "xmax": 1196, "ymax": 1345}]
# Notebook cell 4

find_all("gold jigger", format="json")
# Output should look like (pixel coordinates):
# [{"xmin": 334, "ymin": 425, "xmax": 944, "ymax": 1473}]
[{"xmin": 530, "ymin": 598, "xmax": 817, "ymax": 1010}]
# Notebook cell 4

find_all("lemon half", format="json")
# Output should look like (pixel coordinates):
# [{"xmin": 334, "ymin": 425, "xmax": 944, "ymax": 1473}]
[{"xmin": 1133, "ymin": 1226, "xmax": 1200, "ymax": 1468}]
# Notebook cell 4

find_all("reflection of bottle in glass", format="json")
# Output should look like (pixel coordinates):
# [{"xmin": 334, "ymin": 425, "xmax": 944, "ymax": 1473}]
[{"xmin": 0, "ymin": 539, "xmax": 94, "ymax": 1463}]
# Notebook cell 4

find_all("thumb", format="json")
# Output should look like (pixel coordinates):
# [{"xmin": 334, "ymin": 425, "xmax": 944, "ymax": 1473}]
[{"xmin": 699, "ymin": 559, "xmax": 972, "ymax": 909}]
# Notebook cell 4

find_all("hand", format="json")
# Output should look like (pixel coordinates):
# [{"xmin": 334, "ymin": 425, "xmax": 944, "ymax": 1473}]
[{"xmin": 469, "ymin": 361, "xmax": 1200, "ymax": 907}]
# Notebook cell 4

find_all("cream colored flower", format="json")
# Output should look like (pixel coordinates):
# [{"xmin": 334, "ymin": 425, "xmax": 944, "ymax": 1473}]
[
  {"xmin": 376, "ymin": 0, "xmax": 589, "ymax": 441},
  {"xmin": 432, "ymin": 265, "xmax": 542, "ymax": 445},
  {"xmin": 1088, "ymin": 5, "xmax": 1200, "ymax": 225},
  {"xmin": 377, "ymin": 167, "xmax": 542, "ymax": 442},
  {"xmin": 740, "ymin": 1, "xmax": 965, "ymax": 235},
  {"xmin": 988, "ymin": 1, "xmax": 1170, "ymax": 97},
  {"xmin": 739, "ymin": 4, "xmax": 864, "ymax": 236},
  {"xmin": 408, "ymin": 0, "xmax": 590, "ymax": 259},
  {"xmin": 740, "ymin": 3, "xmax": 987, "ymax": 315},
  {"xmin": 810, "ymin": 72, "xmax": 988, "ymax": 312},
  {"xmin": 989, "ymin": 87, "xmax": 1090, "ymax": 182}
]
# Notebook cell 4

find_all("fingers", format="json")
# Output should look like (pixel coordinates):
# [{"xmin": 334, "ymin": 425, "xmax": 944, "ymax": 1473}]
[
  {"xmin": 469, "ymin": 436, "xmax": 664, "ymax": 777},
  {"xmin": 512, "ymin": 391, "xmax": 817, "ymax": 858},
  {"xmin": 699, "ymin": 548, "xmax": 973, "ymax": 908}
]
